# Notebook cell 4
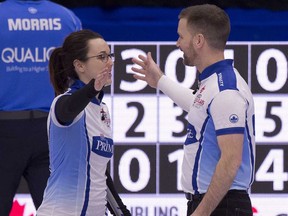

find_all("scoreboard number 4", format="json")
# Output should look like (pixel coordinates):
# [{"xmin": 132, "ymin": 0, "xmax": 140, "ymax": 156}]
[{"xmin": 255, "ymin": 148, "xmax": 288, "ymax": 192}]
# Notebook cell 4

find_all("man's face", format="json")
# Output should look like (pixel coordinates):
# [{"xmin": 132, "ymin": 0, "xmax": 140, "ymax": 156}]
[{"xmin": 176, "ymin": 18, "xmax": 197, "ymax": 67}]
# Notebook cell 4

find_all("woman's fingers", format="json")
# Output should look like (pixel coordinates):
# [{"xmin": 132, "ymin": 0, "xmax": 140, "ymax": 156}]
[{"xmin": 94, "ymin": 67, "xmax": 111, "ymax": 91}]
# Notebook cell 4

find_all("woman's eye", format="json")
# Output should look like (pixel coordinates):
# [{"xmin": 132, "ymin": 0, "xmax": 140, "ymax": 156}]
[{"xmin": 99, "ymin": 55, "xmax": 106, "ymax": 60}]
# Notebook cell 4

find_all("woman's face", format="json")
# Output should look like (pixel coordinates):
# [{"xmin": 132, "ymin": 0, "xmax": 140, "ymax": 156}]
[{"xmin": 80, "ymin": 38, "xmax": 114, "ymax": 85}]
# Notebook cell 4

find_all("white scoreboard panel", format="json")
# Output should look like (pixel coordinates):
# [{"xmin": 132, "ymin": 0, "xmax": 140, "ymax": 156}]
[
  {"xmin": 108, "ymin": 41, "xmax": 288, "ymax": 196},
  {"xmin": 13, "ymin": 42, "xmax": 288, "ymax": 216}
]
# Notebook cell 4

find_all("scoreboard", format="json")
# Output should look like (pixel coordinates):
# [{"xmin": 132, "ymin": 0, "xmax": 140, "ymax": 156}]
[
  {"xmin": 107, "ymin": 41, "xmax": 288, "ymax": 195},
  {"xmin": 15, "ymin": 41, "xmax": 288, "ymax": 215}
]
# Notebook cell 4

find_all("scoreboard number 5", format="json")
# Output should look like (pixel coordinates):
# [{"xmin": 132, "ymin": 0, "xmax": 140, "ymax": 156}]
[
  {"xmin": 254, "ymin": 96, "xmax": 288, "ymax": 142},
  {"xmin": 264, "ymin": 101, "xmax": 282, "ymax": 137}
]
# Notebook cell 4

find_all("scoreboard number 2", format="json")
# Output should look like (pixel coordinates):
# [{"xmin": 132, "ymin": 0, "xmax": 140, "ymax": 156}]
[{"xmin": 126, "ymin": 101, "xmax": 145, "ymax": 137}]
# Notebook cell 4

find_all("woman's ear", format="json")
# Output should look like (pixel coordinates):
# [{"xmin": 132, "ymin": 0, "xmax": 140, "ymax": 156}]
[{"xmin": 73, "ymin": 59, "xmax": 85, "ymax": 74}]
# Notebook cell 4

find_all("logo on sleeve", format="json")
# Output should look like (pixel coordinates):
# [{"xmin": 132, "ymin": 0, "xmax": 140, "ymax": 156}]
[
  {"xmin": 184, "ymin": 123, "xmax": 198, "ymax": 145},
  {"xmin": 28, "ymin": 7, "xmax": 37, "ymax": 14},
  {"xmin": 92, "ymin": 136, "xmax": 113, "ymax": 158},
  {"xmin": 193, "ymin": 94, "xmax": 205, "ymax": 108},
  {"xmin": 100, "ymin": 108, "xmax": 111, "ymax": 128},
  {"xmin": 229, "ymin": 114, "xmax": 239, "ymax": 123}
]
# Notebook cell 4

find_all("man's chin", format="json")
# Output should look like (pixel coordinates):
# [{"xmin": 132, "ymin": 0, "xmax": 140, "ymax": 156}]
[{"xmin": 183, "ymin": 58, "xmax": 193, "ymax": 67}]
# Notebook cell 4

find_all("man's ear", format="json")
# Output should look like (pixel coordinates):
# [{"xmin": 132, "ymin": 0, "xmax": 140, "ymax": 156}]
[
  {"xmin": 73, "ymin": 59, "xmax": 85, "ymax": 73},
  {"xmin": 193, "ymin": 33, "xmax": 205, "ymax": 48}
]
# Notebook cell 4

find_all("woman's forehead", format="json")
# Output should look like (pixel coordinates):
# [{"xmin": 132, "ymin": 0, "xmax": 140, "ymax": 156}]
[{"xmin": 88, "ymin": 38, "xmax": 110, "ymax": 53}]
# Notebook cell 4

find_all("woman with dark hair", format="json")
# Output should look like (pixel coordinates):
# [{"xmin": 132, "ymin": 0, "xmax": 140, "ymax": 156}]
[{"xmin": 37, "ymin": 29, "xmax": 130, "ymax": 216}]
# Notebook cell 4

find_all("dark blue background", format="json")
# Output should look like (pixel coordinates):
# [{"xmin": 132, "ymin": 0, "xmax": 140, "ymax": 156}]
[{"xmin": 71, "ymin": 7, "xmax": 288, "ymax": 42}]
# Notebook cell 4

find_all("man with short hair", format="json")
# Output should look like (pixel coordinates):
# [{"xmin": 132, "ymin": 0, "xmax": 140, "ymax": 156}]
[{"xmin": 132, "ymin": 4, "xmax": 255, "ymax": 216}]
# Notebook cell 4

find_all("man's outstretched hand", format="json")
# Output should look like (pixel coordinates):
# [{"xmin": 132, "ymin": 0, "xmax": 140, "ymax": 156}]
[{"xmin": 131, "ymin": 52, "xmax": 164, "ymax": 89}]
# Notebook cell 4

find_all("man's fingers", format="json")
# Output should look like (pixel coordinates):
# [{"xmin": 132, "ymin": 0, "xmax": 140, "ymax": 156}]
[
  {"xmin": 138, "ymin": 54, "xmax": 147, "ymax": 61},
  {"xmin": 131, "ymin": 67, "xmax": 146, "ymax": 80},
  {"xmin": 132, "ymin": 54, "xmax": 148, "ymax": 67},
  {"xmin": 132, "ymin": 58, "xmax": 145, "ymax": 68},
  {"xmin": 147, "ymin": 52, "xmax": 152, "ymax": 60},
  {"xmin": 133, "ymin": 74, "xmax": 146, "ymax": 81},
  {"xmin": 131, "ymin": 67, "xmax": 145, "ymax": 75}
]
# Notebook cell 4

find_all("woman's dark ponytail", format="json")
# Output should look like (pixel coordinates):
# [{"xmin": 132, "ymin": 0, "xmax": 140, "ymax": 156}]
[{"xmin": 49, "ymin": 47, "xmax": 68, "ymax": 96}]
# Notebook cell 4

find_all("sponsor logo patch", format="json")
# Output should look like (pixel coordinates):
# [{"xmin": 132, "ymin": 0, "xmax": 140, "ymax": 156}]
[{"xmin": 229, "ymin": 114, "xmax": 239, "ymax": 123}]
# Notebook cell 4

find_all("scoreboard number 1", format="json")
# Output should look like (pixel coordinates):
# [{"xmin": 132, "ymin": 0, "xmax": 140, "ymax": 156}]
[{"xmin": 168, "ymin": 149, "xmax": 184, "ymax": 191}]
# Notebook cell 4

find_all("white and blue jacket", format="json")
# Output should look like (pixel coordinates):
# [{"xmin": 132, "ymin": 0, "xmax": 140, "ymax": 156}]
[{"xmin": 158, "ymin": 59, "xmax": 255, "ymax": 195}]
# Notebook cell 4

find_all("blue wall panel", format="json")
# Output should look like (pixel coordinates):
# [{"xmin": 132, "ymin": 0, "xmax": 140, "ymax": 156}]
[{"xmin": 72, "ymin": 7, "xmax": 288, "ymax": 41}]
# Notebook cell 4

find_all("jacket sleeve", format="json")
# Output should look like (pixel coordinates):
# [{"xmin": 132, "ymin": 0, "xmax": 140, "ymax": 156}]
[
  {"xmin": 55, "ymin": 79, "xmax": 100, "ymax": 124},
  {"xmin": 106, "ymin": 169, "xmax": 131, "ymax": 216},
  {"xmin": 157, "ymin": 75, "xmax": 196, "ymax": 112}
]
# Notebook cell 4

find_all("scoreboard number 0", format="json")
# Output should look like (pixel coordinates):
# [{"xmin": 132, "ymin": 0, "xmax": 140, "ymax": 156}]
[
  {"xmin": 256, "ymin": 48, "xmax": 287, "ymax": 92},
  {"xmin": 119, "ymin": 148, "xmax": 151, "ymax": 192}
]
